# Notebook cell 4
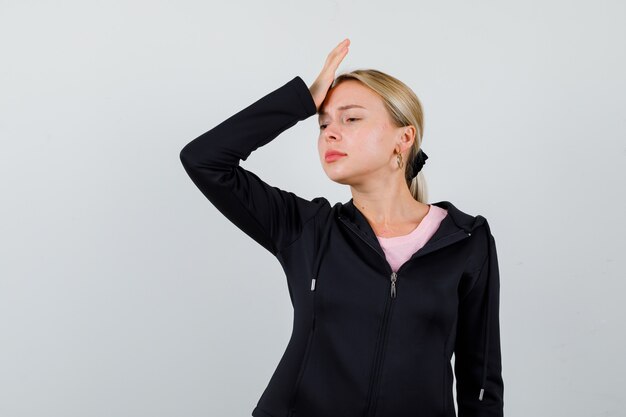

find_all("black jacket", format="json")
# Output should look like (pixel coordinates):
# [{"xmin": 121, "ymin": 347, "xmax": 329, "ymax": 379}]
[{"xmin": 179, "ymin": 76, "xmax": 504, "ymax": 417}]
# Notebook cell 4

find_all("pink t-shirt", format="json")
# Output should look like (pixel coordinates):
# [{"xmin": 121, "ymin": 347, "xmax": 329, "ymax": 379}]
[{"xmin": 375, "ymin": 205, "xmax": 448, "ymax": 272}]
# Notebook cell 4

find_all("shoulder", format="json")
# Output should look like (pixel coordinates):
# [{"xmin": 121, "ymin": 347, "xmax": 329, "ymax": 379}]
[
  {"xmin": 432, "ymin": 200, "xmax": 498, "ymax": 267},
  {"xmin": 430, "ymin": 200, "xmax": 487, "ymax": 232}
]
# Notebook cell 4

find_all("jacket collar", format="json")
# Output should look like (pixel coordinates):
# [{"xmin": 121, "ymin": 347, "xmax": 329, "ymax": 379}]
[{"xmin": 337, "ymin": 198, "xmax": 485, "ymax": 259}]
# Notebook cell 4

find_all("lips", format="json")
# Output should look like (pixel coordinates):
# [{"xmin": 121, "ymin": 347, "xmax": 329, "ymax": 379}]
[{"xmin": 325, "ymin": 150, "xmax": 347, "ymax": 162}]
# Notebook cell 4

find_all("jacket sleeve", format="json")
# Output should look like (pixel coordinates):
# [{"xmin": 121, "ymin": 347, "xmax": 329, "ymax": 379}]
[
  {"xmin": 179, "ymin": 76, "xmax": 327, "ymax": 256},
  {"xmin": 455, "ymin": 222, "xmax": 504, "ymax": 417}
]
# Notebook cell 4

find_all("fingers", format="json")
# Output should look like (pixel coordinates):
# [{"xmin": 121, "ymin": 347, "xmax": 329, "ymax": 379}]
[
  {"xmin": 326, "ymin": 38, "xmax": 350, "ymax": 64},
  {"xmin": 335, "ymin": 38, "xmax": 350, "ymax": 52},
  {"xmin": 323, "ymin": 38, "xmax": 350, "ymax": 75}
]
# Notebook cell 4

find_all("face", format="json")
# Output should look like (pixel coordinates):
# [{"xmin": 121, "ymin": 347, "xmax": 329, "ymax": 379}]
[{"xmin": 317, "ymin": 80, "xmax": 412, "ymax": 186}]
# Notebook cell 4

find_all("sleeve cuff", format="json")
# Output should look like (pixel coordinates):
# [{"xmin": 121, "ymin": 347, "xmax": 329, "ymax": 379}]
[{"xmin": 291, "ymin": 76, "xmax": 318, "ymax": 119}]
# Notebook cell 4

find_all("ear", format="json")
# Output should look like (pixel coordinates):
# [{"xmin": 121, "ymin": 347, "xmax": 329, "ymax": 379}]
[{"xmin": 398, "ymin": 125, "xmax": 417, "ymax": 153}]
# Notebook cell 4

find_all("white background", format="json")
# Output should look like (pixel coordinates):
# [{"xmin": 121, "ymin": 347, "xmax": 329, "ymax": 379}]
[{"xmin": 1, "ymin": 1, "xmax": 625, "ymax": 416}]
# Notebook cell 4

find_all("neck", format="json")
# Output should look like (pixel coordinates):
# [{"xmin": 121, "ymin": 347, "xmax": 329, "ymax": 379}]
[{"xmin": 349, "ymin": 176, "xmax": 427, "ymax": 229}]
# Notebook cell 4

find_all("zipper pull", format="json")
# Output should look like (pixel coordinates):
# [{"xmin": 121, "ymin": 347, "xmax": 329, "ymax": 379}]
[{"xmin": 390, "ymin": 271, "xmax": 397, "ymax": 298}]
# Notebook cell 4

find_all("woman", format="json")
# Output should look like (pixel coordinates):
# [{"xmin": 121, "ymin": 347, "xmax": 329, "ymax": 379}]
[{"xmin": 180, "ymin": 38, "xmax": 504, "ymax": 417}]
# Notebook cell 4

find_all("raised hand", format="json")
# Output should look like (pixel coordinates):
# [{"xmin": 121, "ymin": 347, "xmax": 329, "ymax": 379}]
[{"xmin": 308, "ymin": 38, "xmax": 350, "ymax": 111}]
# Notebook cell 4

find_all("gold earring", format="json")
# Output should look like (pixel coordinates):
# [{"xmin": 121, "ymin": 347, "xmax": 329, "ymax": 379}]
[{"xmin": 396, "ymin": 151, "xmax": 403, "ymax": 168}]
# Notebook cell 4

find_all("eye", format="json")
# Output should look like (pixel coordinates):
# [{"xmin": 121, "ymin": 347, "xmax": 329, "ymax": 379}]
[{"xmin": 319, "ymin": 118, "xmax": 360, "ymax": 130}]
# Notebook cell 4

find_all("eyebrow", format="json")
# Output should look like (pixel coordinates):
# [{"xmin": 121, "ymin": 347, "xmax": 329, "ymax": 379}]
[{"xmin": 318, "ymin": 104, "xmax": 367, "ymax": 117}]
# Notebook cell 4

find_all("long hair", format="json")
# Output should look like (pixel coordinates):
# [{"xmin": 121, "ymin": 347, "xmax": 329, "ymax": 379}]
[{"xmin": 330, "ymin": 69, "xmax": 428, "ymax": 203}]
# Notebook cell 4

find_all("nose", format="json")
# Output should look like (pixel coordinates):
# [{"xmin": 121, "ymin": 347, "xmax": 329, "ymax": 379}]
[{"xmin": 322, "ymin": 122, "xmax": 341, "ymax": 141}]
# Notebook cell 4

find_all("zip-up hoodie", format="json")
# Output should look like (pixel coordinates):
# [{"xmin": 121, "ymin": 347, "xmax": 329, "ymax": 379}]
[{"xmin": 179, "ymin": 75, "xmax": 504, "ymax": 417}]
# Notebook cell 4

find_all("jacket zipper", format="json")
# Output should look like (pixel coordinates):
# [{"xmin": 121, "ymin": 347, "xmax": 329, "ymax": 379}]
[
  {"xmin": 339, "ymin": 216, "xmax": 472, "ymax": 417},
  {"xmin": 366, "ymin": 291, "xmax": 392, "ymax": 417}
]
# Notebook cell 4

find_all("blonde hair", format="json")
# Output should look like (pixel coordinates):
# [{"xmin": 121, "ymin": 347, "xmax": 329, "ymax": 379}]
[{"xmin": 329, "ymin": 69, "xmax": 428, "ymax": 203}]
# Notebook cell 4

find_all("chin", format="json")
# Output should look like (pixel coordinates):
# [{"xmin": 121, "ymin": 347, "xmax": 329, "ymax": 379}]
[{"xmin": 323, "ymin": 167, "xmax": 353, "ymax": 185}]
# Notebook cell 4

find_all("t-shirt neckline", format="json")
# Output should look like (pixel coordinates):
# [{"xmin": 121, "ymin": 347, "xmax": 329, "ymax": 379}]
[{"xmin": 376, "ymin": 204, "xmax": 432, "ymax": 241}]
